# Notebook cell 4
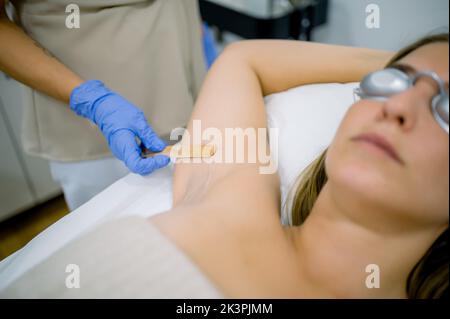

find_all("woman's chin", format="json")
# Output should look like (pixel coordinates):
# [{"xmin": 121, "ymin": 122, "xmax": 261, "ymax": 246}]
[{"xmin": 327, "ymin": 160, "xmax": 396, "ymax": 203}]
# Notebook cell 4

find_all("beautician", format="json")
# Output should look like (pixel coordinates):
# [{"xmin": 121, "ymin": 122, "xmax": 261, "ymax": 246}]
[{"xmin": 0, "ymin": 0, "xmax": 207, "ymax": 210}]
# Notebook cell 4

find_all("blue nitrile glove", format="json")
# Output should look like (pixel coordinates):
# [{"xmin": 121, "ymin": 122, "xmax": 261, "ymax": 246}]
[
  {"xmin": 69, "ymin": 80, "xmax": 170, "ymax": 175},
  {"xmin": 202, "ymin": 22, "xmax": 218, "ymax": 69}
]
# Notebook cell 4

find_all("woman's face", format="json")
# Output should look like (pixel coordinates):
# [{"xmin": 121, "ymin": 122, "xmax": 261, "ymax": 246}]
[{"xmin": 326, "ymin": 42, "xmax": 449, "ymax": 228}]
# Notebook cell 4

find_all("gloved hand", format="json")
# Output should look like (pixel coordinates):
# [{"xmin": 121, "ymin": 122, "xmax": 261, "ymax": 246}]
[{"xmin": 69, "ymin": 80, "xmax": 170, "ymax": 175}]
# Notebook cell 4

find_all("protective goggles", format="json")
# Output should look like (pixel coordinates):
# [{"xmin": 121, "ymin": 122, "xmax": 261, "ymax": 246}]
[{"xmin": 354, "ymin": 68, "xmax": 449, "ymax": 134}]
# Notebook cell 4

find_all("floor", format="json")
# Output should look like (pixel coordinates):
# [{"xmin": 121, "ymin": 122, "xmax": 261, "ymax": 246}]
[{"xmin": 0, "ymin": 195, "xmax": 69, "ymax": 261}]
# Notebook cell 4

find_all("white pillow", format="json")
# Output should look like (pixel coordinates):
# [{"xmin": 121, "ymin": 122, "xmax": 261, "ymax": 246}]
[{"xmin": 264, "ymin": 82, "xmax": 359, "ymax": 225}]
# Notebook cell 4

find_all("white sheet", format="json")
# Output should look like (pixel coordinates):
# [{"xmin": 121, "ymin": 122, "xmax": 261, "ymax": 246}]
[{"xmin": 0, "ymin": 82, "xmax": 358, "ymax": 290}]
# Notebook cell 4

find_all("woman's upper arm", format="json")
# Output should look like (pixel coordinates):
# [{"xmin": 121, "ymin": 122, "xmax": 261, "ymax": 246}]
[
  {"xmin": 172, "ymin": 43, "xmax": 273, "ymax": 206},
  {"xmin": 172, "ymin": 40, "xmax": 395, "ymax": 206}
]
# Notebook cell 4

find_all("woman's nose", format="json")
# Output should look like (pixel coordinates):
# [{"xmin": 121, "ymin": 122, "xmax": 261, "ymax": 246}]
[{"xmin": 379, "ymin": 88, "xmax": 423, "ymax": 131}]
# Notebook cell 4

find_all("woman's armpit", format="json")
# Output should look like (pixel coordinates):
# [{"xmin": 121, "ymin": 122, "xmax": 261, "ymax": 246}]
[
  {"xmin": 172, "ymin": 162, "xmax": 214, "ymax": 206},
  {"xmin": 174, "ymin": 162, "xmax": 281, "ymax": 222}
]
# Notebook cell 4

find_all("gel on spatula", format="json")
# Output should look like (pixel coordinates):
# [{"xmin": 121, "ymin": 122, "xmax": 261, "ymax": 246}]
[{"xmin": 143, "ymin": 144, "xmax": 216, "ymax": 159}]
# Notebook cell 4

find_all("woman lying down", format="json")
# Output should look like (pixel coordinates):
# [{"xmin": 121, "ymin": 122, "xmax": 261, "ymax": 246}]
[{"xmin": 2, "ymin": 33, "xmax": 448, "ymax": 299}]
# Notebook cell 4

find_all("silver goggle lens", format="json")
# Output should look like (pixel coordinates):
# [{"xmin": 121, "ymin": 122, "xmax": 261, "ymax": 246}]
[{"xmin": 354, "ymin": 68, "xmax": 449, "ymax": 133}]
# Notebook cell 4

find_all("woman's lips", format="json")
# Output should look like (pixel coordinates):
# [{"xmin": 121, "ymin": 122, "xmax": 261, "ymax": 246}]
[{"xmin": 351, "ymin": 132, "xmax": 405, "ymax": 165}]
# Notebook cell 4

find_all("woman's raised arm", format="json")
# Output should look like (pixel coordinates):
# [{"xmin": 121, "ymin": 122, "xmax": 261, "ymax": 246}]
[
  {"xmin": 172, "ymin": 40, "xmax": 394, "ymax": 207},
  {"xmin": 240, "ymin": 40, "xmax": 394, "ymax": 96}
]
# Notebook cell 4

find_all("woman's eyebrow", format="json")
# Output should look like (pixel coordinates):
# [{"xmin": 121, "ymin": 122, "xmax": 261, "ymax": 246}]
[
  {"xmin": 389, "ymin": 62, "xmax": 449, "ymax": 88},
  {"xmin": 389, "ymin": 62, "xmax": 417, "ymax": 75}
]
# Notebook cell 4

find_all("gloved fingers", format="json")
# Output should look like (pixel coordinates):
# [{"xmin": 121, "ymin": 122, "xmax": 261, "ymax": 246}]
[
  {"xmin": 111, "ymin": 130, "xmax": 170, "ymax": 175},
  {"xmin": 126, "ymin": 152, "xmax": 171, "ymax": 176},
  {"xmin": 138, "ymin": 124, "xmax": 167, "ymax": 153},
  {"xmin": 144, "ymin": 155, "xmax": 172, "ymax": 174}
]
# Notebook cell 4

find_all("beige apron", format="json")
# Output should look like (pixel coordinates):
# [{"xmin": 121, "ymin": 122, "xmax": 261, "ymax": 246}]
[{"xmin": 11, "ymin": 0, "xmax": 206, "ymax": 161}]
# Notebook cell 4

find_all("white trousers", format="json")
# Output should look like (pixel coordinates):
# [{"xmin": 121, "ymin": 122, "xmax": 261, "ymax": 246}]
[{"xmin": 49, "ymin": 157, "xmax": 129, "ymax": 211}]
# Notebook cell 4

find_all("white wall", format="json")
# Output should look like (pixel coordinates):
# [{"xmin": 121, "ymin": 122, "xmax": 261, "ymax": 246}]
[{"xmin": 313, "ymin": 0, "xmax": 449, "ymax": 50}]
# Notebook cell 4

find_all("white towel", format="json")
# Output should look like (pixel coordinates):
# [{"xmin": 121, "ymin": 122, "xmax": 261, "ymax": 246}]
[{"xmin": 1, "ymin": 216, "xmax": 224, "ymax": 298}]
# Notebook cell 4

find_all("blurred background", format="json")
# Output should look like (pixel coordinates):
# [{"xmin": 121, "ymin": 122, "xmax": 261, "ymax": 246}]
[
  {"xmin": 204, "ymin": 0, "xmax": 449, "ymax": 51},
  {"xmin": 0, "ymin": 0, "xmax": 448, "ymax": 260}
]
